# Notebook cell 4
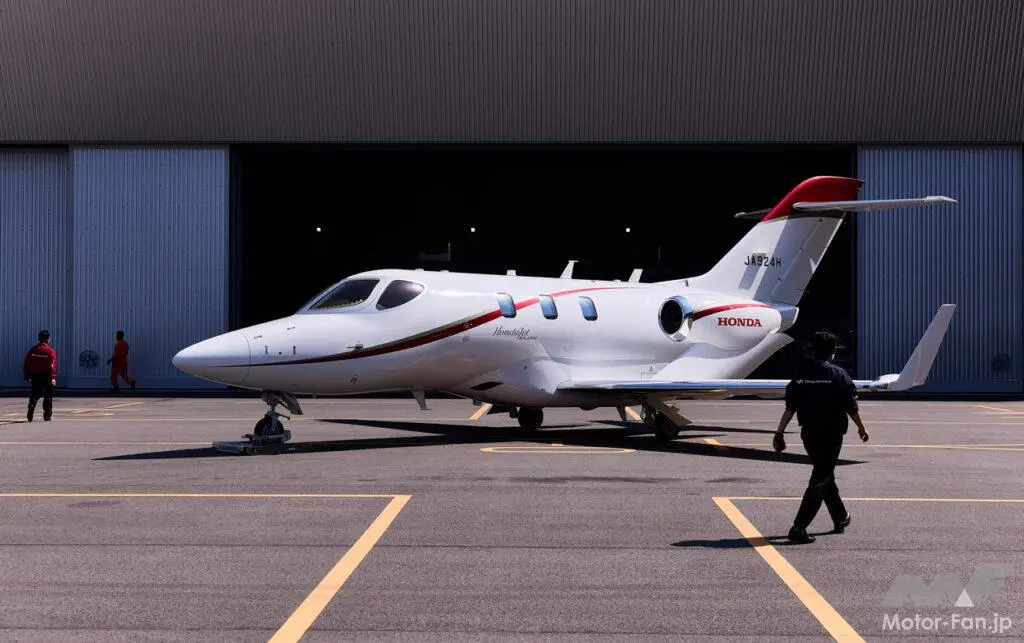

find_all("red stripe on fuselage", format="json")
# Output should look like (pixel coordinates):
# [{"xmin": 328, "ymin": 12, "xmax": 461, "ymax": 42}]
[
  {"xmin": 691, "ymin": 302, "xmax": 772, "ymax": 321},
  {"xmin": 247, "ymin": 286, "xmax": 617, "ymax": 367}
]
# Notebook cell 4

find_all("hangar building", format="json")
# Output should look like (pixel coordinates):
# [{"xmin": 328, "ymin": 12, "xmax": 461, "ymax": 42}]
[{"xmin": 1, "ymin": 1, "xmax": 1022, "ymax": 394}]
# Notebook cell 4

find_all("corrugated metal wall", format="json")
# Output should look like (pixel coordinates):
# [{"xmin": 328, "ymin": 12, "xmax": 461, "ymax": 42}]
[
  {"xmin": 0, "ymin": 150, "xmax": 71, "ymax": 388},
  {"xmin": 856, "ymin": 147, "xmax": 1024, "ymax": 393},
  {"xmin": 69, "ymin": 147, "xmax": 229, "ymax": 388},
  {"xmin": 1, "ymin": 0, "xmax": 1022, "ymax": 143}
]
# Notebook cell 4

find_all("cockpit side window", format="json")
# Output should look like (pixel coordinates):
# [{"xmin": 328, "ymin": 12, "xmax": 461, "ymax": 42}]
[
  {"xmin": 307, "ymin": 278, "xmax": 380, "ymax": 310},
  {"xmin": 377, "ymin": 280, "xmax": 426, "ymax": 310}
]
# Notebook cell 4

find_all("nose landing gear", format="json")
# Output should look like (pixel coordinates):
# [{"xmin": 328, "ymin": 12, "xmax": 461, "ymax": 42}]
[{"xmin": 213, "ymin": 391, "xmax": 304, "ymax": 454}]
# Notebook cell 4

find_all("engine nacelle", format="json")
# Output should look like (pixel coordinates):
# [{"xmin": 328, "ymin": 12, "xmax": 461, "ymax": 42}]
[
  {"xmin": 658, "ymin": 296, "xmax": 782, "ymax": 351},
  {"xmin": 658, "ymin": 296, "xmax": 696, "ymax": 342}
]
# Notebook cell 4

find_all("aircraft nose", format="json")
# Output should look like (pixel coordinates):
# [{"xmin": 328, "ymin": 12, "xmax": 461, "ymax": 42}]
[{"xmin": 173, "ymin": 331, "xmax": 251, "ymax": 385}]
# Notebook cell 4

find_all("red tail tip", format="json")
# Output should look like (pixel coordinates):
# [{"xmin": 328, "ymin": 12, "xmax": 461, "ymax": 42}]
[{"xmin": 761, "ymin": 176, "xmax": 863, "ymax": 222}]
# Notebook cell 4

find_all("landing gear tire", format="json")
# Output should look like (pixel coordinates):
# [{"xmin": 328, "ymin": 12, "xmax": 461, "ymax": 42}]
[
  {"xmin": 242, "ymin": 391, "xmax": 302, "ymax": 446},
  {"xmin": 653, "ymin": 414, "xmax": 681, "ymax": 442},
  {"xmin": 516, "ymin": 407, "xmax": 544, "ymax": 431},
  {"xmin": 640, "ymin": 404, "xmax": 659, "ymax": 427}
]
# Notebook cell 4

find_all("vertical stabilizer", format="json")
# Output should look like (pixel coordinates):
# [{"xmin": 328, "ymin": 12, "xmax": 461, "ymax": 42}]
[{"xmin": 681, "ymin": 176, "xmax": 863, "ymax": 306}]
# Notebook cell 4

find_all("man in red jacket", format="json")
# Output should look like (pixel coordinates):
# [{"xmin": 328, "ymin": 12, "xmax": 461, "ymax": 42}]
[{"xmin": 23, "ymin": 329, "xmax": 57, "ymax": 422}]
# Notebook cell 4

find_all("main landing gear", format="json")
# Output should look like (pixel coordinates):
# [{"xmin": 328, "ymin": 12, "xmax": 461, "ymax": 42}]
[
  {"xmin": 213, "ymin": 391, "xmax": 303, "ymax": 455},
  {"xmin": 508, "ymin": 406, "xmax": 544, "ymax": 431},
  {"xmin": 640, "ymin": 404, "xmax": 687, "ymax": 442}
]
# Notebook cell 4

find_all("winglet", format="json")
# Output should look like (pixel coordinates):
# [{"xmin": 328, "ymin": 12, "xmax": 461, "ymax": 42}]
[
  {"xmin": 560, "ymin": 260, "xmax": 578, "ymax": 278},
  {"xmin": 869, "ymin": 304, "xmax": 956, "ymax": 391},
  {"xmin": 628, "ymin": 268, "xmax": 643, "ymax": 283}
]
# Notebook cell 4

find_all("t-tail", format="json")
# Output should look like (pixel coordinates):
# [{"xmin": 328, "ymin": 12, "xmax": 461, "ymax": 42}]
[{"xmin": 671, "ymin": 175, "xmax": 957, "ymax": 306}]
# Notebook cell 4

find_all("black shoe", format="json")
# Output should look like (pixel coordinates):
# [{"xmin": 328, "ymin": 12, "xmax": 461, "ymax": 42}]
[
  {"xmin": 788, "ymin": 526, "xmax": 816, "ymax": 544},
  {"xmin": 834, "ymin": 513, "xmax": 851, "ymax": 533}
]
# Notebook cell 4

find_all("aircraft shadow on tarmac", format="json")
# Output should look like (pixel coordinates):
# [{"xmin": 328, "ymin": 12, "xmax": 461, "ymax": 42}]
[{"xmin": 93, "ymin": 416, "xmax": 864, "ymax": 465}]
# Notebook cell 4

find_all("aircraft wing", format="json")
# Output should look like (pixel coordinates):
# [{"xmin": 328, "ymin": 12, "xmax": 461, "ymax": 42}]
[{"xmin": 558, "ymin": 304, "xmax": 956, "ymax": 401}]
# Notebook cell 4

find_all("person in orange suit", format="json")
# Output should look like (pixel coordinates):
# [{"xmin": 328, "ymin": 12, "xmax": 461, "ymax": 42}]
[{"xmin": 107, "ymin": 330, "xmax": 136, "ymax": 392}]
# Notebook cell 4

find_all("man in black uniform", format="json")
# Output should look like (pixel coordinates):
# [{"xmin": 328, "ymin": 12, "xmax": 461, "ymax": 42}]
[{"xmin": 773, "ymin": 330, "xmax": 869, "ymax": 544}]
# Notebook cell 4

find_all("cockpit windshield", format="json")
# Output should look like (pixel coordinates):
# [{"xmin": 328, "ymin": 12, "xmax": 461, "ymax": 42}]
[{"xmin": 306, "ymin": 278, "xmax": 380, "ymax": 311}]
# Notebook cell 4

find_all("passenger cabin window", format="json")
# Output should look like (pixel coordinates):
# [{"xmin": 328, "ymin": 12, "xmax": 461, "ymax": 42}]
[
  {"xmin": 376, "ymin": 280, "xmax": 425, "ymax": 310},
  {"xmin": 579, "ymin": 295, "xmax": 598, "ymax": 321},
  {"xmin": 539, "ymin": 294, "xmax": 557, "ymax": 319},
  {"xmin": 497, "ymin": 293, "xmax": 516, "ymax": 318},
  {"xmin": 308, "ymin": 278, "xmax": 380, "ymax": 310}
]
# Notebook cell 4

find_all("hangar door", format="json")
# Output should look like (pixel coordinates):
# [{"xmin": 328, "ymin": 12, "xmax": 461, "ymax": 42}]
[
  {"xmin": 0, "ymin": 149, "xmax": 72, "ymax": 388},
  {"xmin": 856, "ymin": 146, "xmax": 1024, "ymax": 394}
]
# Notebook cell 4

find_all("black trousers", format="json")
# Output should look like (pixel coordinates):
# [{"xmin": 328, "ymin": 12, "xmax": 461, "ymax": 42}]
[
  {"xmin": 27, "ymin": 375, "xmax": 54, "ymax": 420},
  {"xmin": 793, "ymin": 430, "xmax": 847, "ymax": 530}
]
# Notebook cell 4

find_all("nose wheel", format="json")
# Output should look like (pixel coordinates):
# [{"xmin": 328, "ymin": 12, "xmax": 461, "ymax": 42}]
[{"xmin": 214, "ymin": 391, "xmax": 304, "ymax": 454}]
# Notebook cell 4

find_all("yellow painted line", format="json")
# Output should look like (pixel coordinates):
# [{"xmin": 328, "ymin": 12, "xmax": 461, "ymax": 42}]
[
  {"xmin": 2, "ymin": 417, "xmax": 474, "ymax": 422},
  {"xmin": 624, "ymin": 406, "xmax": 642, "ymax": 421},
  {"xmin": 727, "ymin": 496, "xmax": 1024, "ymax": 503},
  {"xmin": 713, "ymin": 497, "xmax": 864, "ymax": 642},
  {"xmin": 974, "ymin": 404, "xmax": 1015, "ymax": 413},
  {"xmin": 0, "ymin": 492, "xmax": 398, "ymax": 498},
  {"xmin": 0, "ymin": 441, "xmax": 209, "ymax": 446},
  {"xmin": 270, "ymin": 494, "xmax": 410, "ymax": 642},
  {"xmin": 468, "ymin": 403, "xmax": 493, "ymax": 420},
  {"xmin": 69, "ymin": 400, "xmax": 150, "ymax": 414},
  {"xmin": 711, "ymin": 442, "xmax": 1024, "ymax": 452},
  {"xmin": 683, "ymin": 419, "xmax": 1024, "ymax": 425},
  {"xmin": 480, "ymin": 445, "xmax": 635, "ymax": 454},
  {"xmin": 703, "ymin": 437, "xmax": 727, "ymax": 451}
]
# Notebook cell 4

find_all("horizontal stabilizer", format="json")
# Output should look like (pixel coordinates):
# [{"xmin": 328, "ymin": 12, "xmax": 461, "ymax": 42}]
[
  {"xmin": 558, "ymin": 304, "xmax": 956, "ymax": 400},
  {"xmin": 733, "ymin": 208, "xmax": 772, "ymax": 221},
  {"xmin": 793, "ymin": 196, "xmax": 956, "ymax": 212},
  {"xmin": 873, "ymin": 303, "xmax": 957, "ymax": 391},
  {"xmin": 733, "ymin": 196, "xmax": 955, "ymax": 220}
]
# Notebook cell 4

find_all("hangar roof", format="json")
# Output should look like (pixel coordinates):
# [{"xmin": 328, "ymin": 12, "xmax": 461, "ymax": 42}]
[{"xmin": 1, "ymin": 0, "xmax": 1021, "ymax": 143}]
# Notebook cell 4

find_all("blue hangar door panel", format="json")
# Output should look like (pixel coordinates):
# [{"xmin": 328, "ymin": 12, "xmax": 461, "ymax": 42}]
[
  {"xmin": 856, "ymin": 146, "xmax": 1023, "ymax": 394},
  {"xmin": 0, "ymin": 149, "xmax": 72, "ymax": 389},
  {"xmin": 69, "ymin": 147, "xmax": 230, "ymax": 389}
]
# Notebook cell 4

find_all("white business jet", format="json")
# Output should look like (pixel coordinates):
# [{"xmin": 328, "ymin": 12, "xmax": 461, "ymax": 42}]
[{"xmin": 173, "ymin": 176, "xmax": 958, "ymax": 448}]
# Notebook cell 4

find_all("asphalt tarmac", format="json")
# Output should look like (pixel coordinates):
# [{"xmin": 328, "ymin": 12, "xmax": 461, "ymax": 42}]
[{"xmin": 0, "ymin": 396, "xmax": 1020, "ymax": 641}]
